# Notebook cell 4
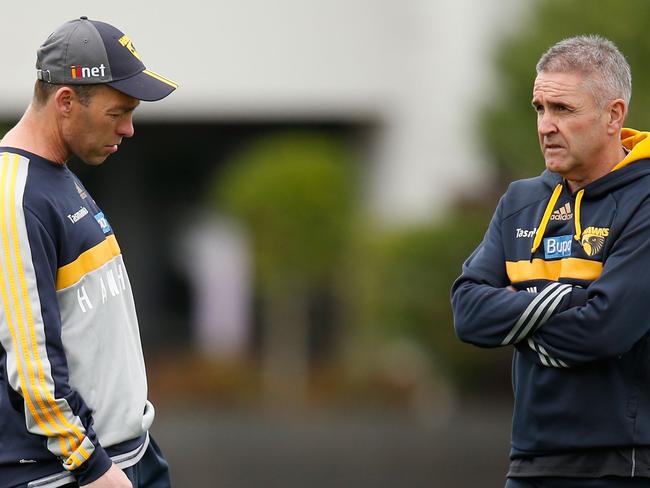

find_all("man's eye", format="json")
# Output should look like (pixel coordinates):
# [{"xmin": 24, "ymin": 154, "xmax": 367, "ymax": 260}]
[{"xmin": 107, "ymin": 113, "xmax": 120, "ymax": 118}]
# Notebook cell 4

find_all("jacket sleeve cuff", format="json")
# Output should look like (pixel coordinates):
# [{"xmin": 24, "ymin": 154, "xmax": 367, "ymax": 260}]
[{"xmin": 70, "ymin": 445, "xmax": 112, "ymax": 486}]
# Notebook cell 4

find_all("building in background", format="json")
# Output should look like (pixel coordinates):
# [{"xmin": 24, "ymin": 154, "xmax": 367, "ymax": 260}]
[{"xmin": 2, "ymin": 0, "xmax": 529, "ymax": 223}]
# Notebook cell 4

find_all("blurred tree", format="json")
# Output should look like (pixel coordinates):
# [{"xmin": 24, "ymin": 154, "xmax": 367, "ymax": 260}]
[
  {"xmin": 215, "ymin": 131, "xmax": 354, "ymax": 408},
  {"xmin": 482, "ymin": 0, "xmax": 650, "ymax": 183},
  {"xmin": 347, "ymin": 208, "xmax": 512, "ymax": 396}
]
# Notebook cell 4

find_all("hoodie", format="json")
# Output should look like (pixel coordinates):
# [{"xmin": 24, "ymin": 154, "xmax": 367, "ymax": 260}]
[{"xmin": 452, "ymin": 128, "xmax": 650, "ymax": 477}]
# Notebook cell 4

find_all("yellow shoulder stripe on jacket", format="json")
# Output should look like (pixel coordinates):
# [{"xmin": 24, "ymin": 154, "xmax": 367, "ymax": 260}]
[
  {"xmin": 56, "ymin": 235, "xmax": 121, "ymax": 290},
  {"xmin": 506, "ymin": 258, "xmax": 602, "ymax": 282}
]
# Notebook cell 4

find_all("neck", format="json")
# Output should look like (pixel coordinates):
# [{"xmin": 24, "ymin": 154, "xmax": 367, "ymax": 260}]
[
  {"xmin": 565, "ymin": 143, "xmax": 627, "ymax": 193},
  {"xmin": 0, "ymin": 103, "xmax": 69, "ymax": 164}
]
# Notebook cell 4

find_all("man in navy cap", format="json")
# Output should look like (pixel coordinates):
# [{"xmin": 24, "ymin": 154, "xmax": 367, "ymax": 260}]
[{"xmin": 0, "ymin": 17, "xmax": 177, "ymax": 487}]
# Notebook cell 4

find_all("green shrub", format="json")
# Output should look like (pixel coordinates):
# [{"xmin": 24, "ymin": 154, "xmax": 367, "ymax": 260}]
[{"xmin": 348, "ymin": 208, "xmax": 512, "ymax": 392}]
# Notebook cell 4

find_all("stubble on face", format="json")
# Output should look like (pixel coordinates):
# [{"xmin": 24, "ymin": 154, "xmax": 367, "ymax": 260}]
[{"xmin": 62, "ymin": 86, "xmax": 139, "ymax": 166}]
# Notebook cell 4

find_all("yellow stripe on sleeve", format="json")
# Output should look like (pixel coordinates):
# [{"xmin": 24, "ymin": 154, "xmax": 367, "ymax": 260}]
[
  {"xmin": 0, "ymin": 153, "xmax": 61, "ymax": 450},
  {"xmin": 1, "ymin": 154, "xmax": 79, "ymax": 455},
  {"xmin": 64, "ymin": 451, "xmax": 86, "ymax": 470},
  {"xmin": 0, "ymin": 152, "xmax": 94, "ymax": 466},
  {"xmin": 506, "ymin": 257, "xmax": 603, "ymax": 283},
  {"xmin": 56, "ymin": 235, "xmax": 121, "ymax": 290},
  {"xmin": 62, "ymin": 438, "xmax": 93, "ymax": 471},
  {"xmin": 6, "ymin": 155, "xmax": 89, "ymax": 452}
]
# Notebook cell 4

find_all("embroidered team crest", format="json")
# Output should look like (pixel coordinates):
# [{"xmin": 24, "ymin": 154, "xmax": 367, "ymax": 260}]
[
  {"xmin": 580, "ymin": 226, "xmax": 609, "ymax": 256},
  {"xmin": 118, "ymin": 35, "xmax": 142, "ymax": 61}
]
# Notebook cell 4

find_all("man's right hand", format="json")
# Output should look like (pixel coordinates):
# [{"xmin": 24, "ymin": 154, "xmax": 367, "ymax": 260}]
[{"xmin": 81, "ymin": 463, "xmax": 132, "ymax": 487}]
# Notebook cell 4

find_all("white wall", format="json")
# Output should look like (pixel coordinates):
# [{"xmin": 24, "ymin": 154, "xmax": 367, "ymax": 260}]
[
  {"xmin": 1, "ymin": 0, "xmax": 530, "ymax": 223},
  {"xmin": 2, "ymin": 0, "xmax": 407, "ymax": 119},
  {"xmin": 369, "ymin": 0, "xmax": 531, "ymax": 223}
]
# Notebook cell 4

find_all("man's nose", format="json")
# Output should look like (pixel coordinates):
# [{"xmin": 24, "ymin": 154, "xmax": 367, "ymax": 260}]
[
  {"xmin": 538, "ymin": 111, "xmax": 558, "ymax": 135},
  {"xmin": 117, "ymin": 115, "xmax": 135, "ymax": 138}
]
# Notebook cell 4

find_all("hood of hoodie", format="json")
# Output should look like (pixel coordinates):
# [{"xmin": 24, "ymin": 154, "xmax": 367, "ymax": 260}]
[
  {"xmin": 530, "ymin": 128, "xmax": 650, "ymax": 257},
  {"xmin": 586, "ymin": 127, "xmax": 650, "ymax": 196},
  {"xmin": 615, "ymin": 128, "xmax": 650, "ymax": 169}
]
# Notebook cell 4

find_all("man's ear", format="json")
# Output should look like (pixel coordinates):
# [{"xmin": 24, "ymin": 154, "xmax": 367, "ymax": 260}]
[
  {"xmin": 606, "ymin": 98, "xmax": 626, "ymax": 135},
  {"xmin": 53, "ymin": 87, "xmax": 75, "ymax": 117}
]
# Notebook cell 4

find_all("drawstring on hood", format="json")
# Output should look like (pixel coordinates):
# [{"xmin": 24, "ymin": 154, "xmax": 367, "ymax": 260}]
[
  {"xmin": 530, "ymin": 128, "xmax": 650, "ymax": 260},
  {"xmin": 530, "ymin": 184, "xmax": 562, "ymax": 257},
  {"xmin": 573, "ymin": 189, "xmax": 585, "ymax": 242}
]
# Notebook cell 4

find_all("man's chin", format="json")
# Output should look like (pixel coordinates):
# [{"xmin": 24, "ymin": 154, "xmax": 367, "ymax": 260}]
[
  {"xmin": 80, "ymin": 155, "xmax": 109, "ymax": 166},
  {"xmin": 544, "ymin": 159, "xmax": 566, "ymax": 175}
]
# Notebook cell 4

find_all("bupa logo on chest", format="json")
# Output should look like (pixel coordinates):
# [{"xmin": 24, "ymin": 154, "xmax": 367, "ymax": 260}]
[
  {"xmin": 544, "ymin": 235, "xmax": 572, "ymax": 259},
  {"xmin": 94, "ymin": 212, "xmax": 112, "ymax": 235}
]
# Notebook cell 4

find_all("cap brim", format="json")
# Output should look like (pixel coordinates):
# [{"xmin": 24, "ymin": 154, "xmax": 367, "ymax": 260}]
[{"xmin": 108, "ymin": 69, "xmax": 178, "ymax": 102}]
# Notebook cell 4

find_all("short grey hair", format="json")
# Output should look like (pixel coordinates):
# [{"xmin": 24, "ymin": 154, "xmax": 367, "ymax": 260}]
[{"xmin": 536, "ymin": 35, "xmax": 631, "ymax": 109}]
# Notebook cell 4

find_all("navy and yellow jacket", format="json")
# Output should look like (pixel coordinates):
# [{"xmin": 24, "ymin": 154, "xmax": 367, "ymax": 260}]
[
  {"xmin": 452, "ymin": 129, "xmax": 650, "ymax": 477},
  {"xmin": 0, "ymin": 148, "xmax": 153, "ymax": 487}
]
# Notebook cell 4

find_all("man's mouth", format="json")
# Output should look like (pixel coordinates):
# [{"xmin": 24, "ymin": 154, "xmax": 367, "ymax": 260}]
[{"xmin": 544, "ymin": 143, "xmax": 564, "ymax": 151}]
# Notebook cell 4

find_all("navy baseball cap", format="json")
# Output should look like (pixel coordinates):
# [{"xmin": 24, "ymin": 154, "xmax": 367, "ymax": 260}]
[{"xmin": 36, "ymin": 16, "xmax": 178, "ymax": 101}]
